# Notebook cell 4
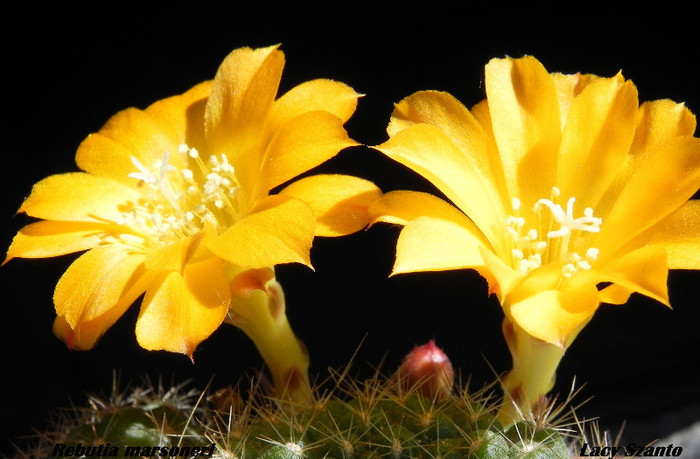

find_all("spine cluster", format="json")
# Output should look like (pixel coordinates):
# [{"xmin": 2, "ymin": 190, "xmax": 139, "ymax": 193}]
[{"xmin": 27, "ymin": 376, "xmax": 572, "ymax": 459}]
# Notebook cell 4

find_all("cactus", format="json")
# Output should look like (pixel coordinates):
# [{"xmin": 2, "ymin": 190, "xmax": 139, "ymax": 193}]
[{"xmin": 16, "ymin": 369, "xmax": 578, "ymax": 458}]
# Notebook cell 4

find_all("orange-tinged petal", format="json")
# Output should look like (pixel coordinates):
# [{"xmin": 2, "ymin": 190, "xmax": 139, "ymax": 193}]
[
  {"xmin": 476, "ymin": 245, "xmax": 520, "ymax": 298},
  {"xmin": 630, "ymin": 99, "xmax": 697, "ymax": 155},
  {"xmin": 597, "ymin": 136, "xmax": 700, "ymax": 259},
  {"xmin": 144, "ymin": 80, "xmax": 212, "ymax": 151},
  {"xmin": 558, "ymin": 73, "xmax": 639, "ymax": 208},
  {"xmin": 53, "ymin": 245, "xmax": 149, "ymax": 349},
  {"xmin": 53, "ymin": 315, "xmax": 125, "ymax": 351},
  {"xmin": 77, "ymin": 81, "xmax": 212, "ymax": 182},
  {"xmin": 136, "ymin": 256, "xmax": 230, "ymax": 357},
  {"xmin": 144, "ymin": 227, "xmax": 216, "ymax": 272},
  {"xmin": 76, "ymin": 107, "xmax": 183, "ymax": 181},
  {"xmin": 551, "ymin": 72, "xmax": 600, "ymax": 127},
  {"xmin": 5, "ymin": 221, "xmax": 113, "ymax": 262},
  {"xmin": 388, "ymin": 90, "xmax": 509, "ymax": 208},
  {"xmin": 144, "ymin": 237, "xmax": 190, "ymax": 272},
  {"xmin": 204, "ymin": 45, "xmax": 284, "ymax": 161},
  {"xmin": 375, "ymin": 123, "xmax": 505, "ymax": 246},
  {"xmin": 388, "ymin": 90, "xmax": 498, "ymax": 160},
  {"xmin": 646, "ymin": 200, "xmax": 700, "ymax": 269},
  {"xmin": 484, "ymin": 56, "xmax": 561, "ymax": 205},
  {"xmin": 269, "ymin": 79, "xmax": 360, "ymax": 131},
  {"xmin": 54, "ymin": 245, "xmax": 147, "ymax": 323},
  {"xmin": 18, "ymin": 172, "xmax": 140, "ymax": 223},
  {"xmin": 392, "ymin": 216, "xmax": 488, "ymax": 275},
  {"xmin": 368, "ymin": 190, "xmax": 479, "ymax": 228},
  {"xmin": 207, "ymin": 195, "xmax": 316, "ymax": 268},
  {"xmin": 279, "ymin": 174, "xmax": 381, "ymax": 237},
  {"xmin": 370, "ymin": 191, "xmax": 492, "ymax": 273},
  {"xmin": 254, "ymin": 110, "xmax": 358, "ymax": 196},
  {"xmin": 596, "ymin": 99, "xmax": 697, "ymax": 220},
  {"xmin": 509, "ymin": 281, "xmax": 599, "ymax": 347},
  {"xmin": 598, "ymin": 283, "xmax": 633, "ymax": 305},
  {"xmin": 592, "ymin": 245, "xmax": 670, "ymax": 306}
]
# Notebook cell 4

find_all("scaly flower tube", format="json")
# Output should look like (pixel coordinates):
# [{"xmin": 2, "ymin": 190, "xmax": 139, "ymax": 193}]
[
  {"xmin": 368, "ymin": 56, "xmax": 700, "ymax": 422},
  {"xmin": 5, "ymin": 45, "xmax": 381, "ymax": 405}
]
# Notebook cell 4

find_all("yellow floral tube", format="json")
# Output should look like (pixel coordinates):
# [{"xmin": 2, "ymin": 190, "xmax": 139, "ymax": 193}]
[
  {"xmin": 5, "ymin": 45, "xmax": 381, "ymax": 405},
  {"xmin": 369, "ymin": 56, "xmax": 700, "ymax": 423}
]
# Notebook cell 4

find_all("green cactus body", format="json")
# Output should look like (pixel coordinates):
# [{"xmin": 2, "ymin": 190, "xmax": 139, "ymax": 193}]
[{"xmin": 26, "ymin": 379, "xmax": 573, "ymax": 459}]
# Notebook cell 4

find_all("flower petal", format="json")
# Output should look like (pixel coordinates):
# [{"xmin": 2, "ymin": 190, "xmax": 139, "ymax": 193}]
[
  {"xmin": 630, "ymin": 99, "xmax": 697, "ymax": 156},
  {"xmin": 18, "ymin": 172, "xmax": 140, "ymax": 223},
  {"xmin": 595, "ymin": 99, "xmax": 697, "ymax": 220},
  {"xmin": 375, "ymin": 123, "xmax": 506, "ymax": 246},
  {"xmin": 592, "ymin": 244, "xmax": 670, "ymax": 306},
  {"xmin": 370, "ymin": 190, "xmax": 492, "ymax": 274},
  {"xmin": 269, "ymin": 79, "xmax": 360, "ymax": 131},
  {"xmin": 204, "ymin": 45, "xmax": 284, "ymax": 161},
  {"xmin": 53, "ymin": 245, "xmax": 149, "ymax": 349},
  {"xmin": 509, "ymin": 290, "xmax": 598, "ymax": 348},
  {"xmin": 509, "ymin": 280, "xmax": 600, "ymax": 347},
  {"xmin": 646, "ymin": 200, "xmax": 700, "ymax": 269},
  {"xmin": 597, "ymin": 283, "xmax": 633, "ymax": 305},
  {"xmin": 484, "ymin": 56, "xmax": 561, "ymax": 205},
  {"xmin": 558, "ymin": 73, "xmax": 639, "ymax": 208},
  {"xmin": 136, "ymin": 256, "xmax": 230, "ymax": 357},
  {"xmin": 207, "ymin": 195, "xmax": 316, "ymax": 268},
  {"xmin": 279, "ymin": 174, "xmax": 381, "ymax": 237},
  {"xmin": 144, "ymin": 226, "xmax": 216, "ymax": 272},
  {"xmin": 596, "ymin": 136, "xmax": 700, "ymax": 259},
  {"xmin": 76, "ymin": 108, "xmax": 182, "ymax": 181},
  {"xmin": 254, "ymin": 110, "xmax": 358, "ymax": 196},
  {"xmin": 76, "ymin": 81, "xmax": 212, "ymax": 181},
  {"xmin": 368, "ymin": 189, "xmax": 477, "ymax": 227},
  {"xmin": 393, "ymin": 216, "xmax": 488, "ymax": 275},
  {"xmin": 143, "ymin": 80, "xmax": 212, "ymax": 151},
  {"xmin": 5, "ymin": 221, "xmax": 116, "ymax": 262},
  {"xmin": 551, "ymin": 72, "xmax": 600, "ymax": 128},
  {"xmin": 388, "ymin": 90, "xmax": 501, "ymax": 169}
]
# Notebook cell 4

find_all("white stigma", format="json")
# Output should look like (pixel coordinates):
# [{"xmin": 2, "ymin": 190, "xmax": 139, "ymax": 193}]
[{"xmin": 533, "ymin": 196, "xmax": 602, "ymax": 238}]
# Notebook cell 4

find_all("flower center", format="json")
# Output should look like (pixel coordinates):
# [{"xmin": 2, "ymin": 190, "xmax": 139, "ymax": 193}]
[
  {"xmin": 119, "ymin": 144, "xmax": 243, "ymax": 245},
  {"xmin": 504, "ymin": 187, "xmax": 601, "ymax": 277}
]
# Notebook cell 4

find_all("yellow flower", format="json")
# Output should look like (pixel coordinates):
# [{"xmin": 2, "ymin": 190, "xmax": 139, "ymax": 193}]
[
  {"xmin": 5, "ymin": 45, "xmax": 380, "ymax": 402},
  {"xmin": 369, "ymin": 56, "xmax": 700, "ymax": 418}
]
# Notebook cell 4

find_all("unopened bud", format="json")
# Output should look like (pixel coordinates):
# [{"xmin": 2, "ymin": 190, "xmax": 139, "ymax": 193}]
[{"xmin": 397, "ymin": 340, "xmax": 454, "ymax": 401}]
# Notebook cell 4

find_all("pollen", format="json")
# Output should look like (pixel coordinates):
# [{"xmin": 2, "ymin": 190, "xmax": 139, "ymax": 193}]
[
  {"xmin": 120, "ymin": 145, "xmax": 243, "ymax": 246},
  {"xmin": 505, "ymin": 187, "xmax": 602, "ymax": 277}
]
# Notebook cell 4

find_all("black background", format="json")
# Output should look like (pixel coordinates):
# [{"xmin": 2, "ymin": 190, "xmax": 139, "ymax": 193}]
[{"xmin": 2, "ymin": 2, "xmax": 700, "ymax": 456}]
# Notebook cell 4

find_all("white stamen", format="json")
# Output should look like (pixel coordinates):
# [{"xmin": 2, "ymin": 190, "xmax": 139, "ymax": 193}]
[
  {"xmin": 122, "ymin": 149, "xmax": 241, "ymax": 244},
  {"xmin": 586, "ymin": 247, "xmax": 600, "ymax": 261},
  {"xmin": 562, "ymin": 263, "xmax": 577, "ymax": 277},
  {"xmin": 512, "ymin": 197, "xmax": 521, "ymax": 211}
]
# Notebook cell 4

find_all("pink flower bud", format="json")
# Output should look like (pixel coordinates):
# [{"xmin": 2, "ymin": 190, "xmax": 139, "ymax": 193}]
[{"xmin": 397, "ymin": 340, "xmax": 455, "ymax": 401}]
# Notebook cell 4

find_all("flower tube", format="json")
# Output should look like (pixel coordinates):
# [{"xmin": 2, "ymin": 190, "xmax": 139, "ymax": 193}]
[
  {"xmin": 368, "ymin": 55, "xmax": 700, "ymax": 422},
  {"xmin": 5, "ymin": 45, "xmax": 381, "ymax": 405}
]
